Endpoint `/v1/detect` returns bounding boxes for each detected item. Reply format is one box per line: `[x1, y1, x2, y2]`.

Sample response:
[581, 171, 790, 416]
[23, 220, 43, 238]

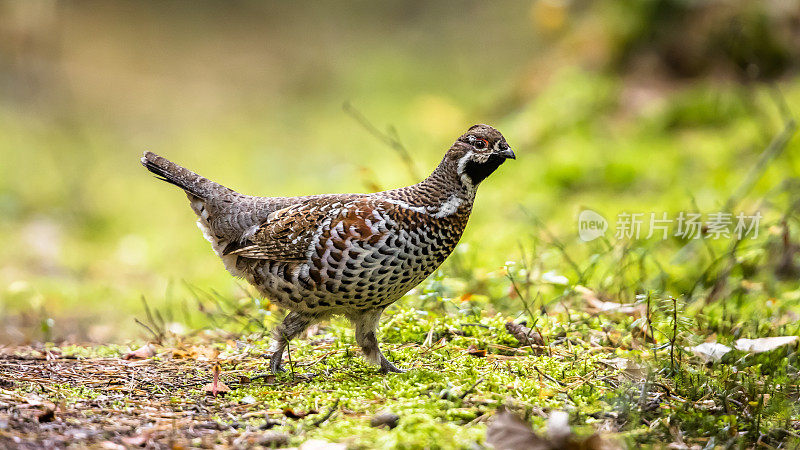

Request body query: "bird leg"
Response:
[351, 308, 405, 374]
[270, 311, 313, 373]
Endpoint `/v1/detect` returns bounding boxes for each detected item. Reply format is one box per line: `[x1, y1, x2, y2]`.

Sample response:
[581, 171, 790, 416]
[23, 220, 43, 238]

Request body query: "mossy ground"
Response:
[3, 293, 799, 448]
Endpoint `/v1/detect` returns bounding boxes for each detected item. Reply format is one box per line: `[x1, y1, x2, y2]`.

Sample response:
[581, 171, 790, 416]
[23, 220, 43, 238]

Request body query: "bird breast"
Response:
[237, 197, 472, 312]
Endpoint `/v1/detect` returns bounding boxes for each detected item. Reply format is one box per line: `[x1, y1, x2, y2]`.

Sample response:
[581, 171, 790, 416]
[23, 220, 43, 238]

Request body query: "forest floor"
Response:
[2, 300, 799, 449]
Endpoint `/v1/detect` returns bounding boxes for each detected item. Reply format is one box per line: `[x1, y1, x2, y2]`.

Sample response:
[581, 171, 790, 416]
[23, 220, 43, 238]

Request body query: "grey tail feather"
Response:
[140, 151, 232, 200]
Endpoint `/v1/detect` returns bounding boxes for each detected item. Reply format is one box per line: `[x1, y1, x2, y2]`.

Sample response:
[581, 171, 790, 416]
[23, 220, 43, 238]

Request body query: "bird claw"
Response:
[379, 360, 406, 374]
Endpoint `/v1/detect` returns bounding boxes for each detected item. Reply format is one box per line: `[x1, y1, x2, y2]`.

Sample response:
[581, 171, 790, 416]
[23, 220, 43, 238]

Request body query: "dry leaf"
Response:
[169, 345, 219, 360]
[37, 407, 56, 423]
[258, 431, 290, 447]
[23, 393, 49, 407]
[599, 358, 645, 379]
[505, 322, 545, 347]
[466, 344, 486, 357]
[576, 286, 642, 315]
[370, 410, 400, 429]
[486, 409, 550, 450]
[734, 336, 798, 353]
[586, 298, 641, 315]
[686, 342, 732, 362]
[203, 364, 230, 396]
[122, 429, 155, 447]
[122, 344, 155, 360]
[283, 407, 317, 419]
[202, 380, 230, 396]
[486, 408, 620, 450]
[203, 381, 230, 396]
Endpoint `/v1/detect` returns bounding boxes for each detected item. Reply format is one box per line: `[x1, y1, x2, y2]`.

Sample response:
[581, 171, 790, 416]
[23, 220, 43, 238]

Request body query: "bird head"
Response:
[446, 124, 515, 189]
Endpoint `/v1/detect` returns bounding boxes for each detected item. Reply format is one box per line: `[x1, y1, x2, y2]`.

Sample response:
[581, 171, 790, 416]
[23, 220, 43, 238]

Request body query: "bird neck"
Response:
[422, 155, 476, 201]
[405, 156, 476, 212]
[382, 156, 475, 219]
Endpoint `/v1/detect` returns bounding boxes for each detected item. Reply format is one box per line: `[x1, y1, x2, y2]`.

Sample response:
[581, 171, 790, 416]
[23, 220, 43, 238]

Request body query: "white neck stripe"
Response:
[383, 195, 465, 218]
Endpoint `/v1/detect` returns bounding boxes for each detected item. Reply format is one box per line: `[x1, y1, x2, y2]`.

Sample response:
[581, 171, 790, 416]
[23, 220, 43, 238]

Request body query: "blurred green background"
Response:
[1, 0, 799, 343]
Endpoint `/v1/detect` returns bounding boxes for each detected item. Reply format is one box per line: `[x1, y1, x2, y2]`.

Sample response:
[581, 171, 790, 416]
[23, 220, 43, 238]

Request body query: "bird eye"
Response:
[474, 138, 487, 149]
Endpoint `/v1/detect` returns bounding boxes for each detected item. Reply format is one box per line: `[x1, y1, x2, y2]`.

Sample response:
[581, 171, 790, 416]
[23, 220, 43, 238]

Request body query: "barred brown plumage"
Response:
[141, 124, 514, 373]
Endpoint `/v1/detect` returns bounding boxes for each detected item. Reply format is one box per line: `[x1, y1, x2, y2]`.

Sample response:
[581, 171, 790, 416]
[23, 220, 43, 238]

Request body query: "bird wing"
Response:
[222, 198, 341, 262]
[222, 195, 443, 263]
[223, 196, 414, 263]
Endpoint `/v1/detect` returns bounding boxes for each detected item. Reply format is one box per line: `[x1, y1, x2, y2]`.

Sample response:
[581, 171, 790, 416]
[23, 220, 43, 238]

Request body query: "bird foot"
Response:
[379, 358, 406, 374]
[270, 351, 286, 374]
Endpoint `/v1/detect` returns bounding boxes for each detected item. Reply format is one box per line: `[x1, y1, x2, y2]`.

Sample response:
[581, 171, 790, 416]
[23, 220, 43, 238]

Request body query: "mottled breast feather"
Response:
[224, 193, 473, 312]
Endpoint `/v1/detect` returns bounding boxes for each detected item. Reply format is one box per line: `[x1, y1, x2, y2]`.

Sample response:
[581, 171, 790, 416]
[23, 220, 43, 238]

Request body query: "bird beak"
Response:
[498, 147, 516, 160]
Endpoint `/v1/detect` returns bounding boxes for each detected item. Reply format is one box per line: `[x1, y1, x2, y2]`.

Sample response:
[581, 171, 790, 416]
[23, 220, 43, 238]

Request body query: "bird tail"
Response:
[140, 151, 232, 200]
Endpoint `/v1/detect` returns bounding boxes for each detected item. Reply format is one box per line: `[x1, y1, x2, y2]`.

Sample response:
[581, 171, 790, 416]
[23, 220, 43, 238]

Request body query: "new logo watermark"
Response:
[578, 209, 608, 242]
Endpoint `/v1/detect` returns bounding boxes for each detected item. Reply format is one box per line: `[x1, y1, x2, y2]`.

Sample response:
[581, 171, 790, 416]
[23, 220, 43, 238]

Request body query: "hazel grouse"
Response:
[141, 124, 514, 373]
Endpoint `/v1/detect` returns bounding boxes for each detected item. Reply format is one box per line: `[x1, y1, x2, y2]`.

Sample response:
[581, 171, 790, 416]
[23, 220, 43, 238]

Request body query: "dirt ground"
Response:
[0, 346, 336, 449]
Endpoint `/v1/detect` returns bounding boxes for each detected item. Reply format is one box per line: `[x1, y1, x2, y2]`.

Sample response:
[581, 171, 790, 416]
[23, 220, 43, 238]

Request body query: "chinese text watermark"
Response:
[578, 210, 761, 242]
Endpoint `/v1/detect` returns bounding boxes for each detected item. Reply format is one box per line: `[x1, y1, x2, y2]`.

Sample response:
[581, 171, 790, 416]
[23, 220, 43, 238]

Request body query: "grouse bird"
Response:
[141, 124, 514, 373]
